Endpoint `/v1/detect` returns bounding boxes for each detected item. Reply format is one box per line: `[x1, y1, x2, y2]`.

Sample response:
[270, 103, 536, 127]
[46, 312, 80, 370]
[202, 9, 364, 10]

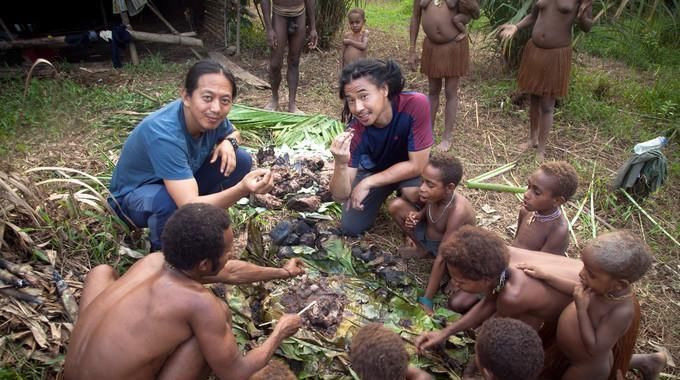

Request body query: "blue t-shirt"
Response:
[109, 99, 233, 199]
[348, 92, 433, 173]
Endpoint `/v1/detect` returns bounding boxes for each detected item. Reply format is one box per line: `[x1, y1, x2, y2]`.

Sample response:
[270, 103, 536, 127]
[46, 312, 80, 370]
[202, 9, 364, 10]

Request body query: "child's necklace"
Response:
[427, 193, 455, 223]
[529, 208, 562, 224]
[606, 290, 633, 301]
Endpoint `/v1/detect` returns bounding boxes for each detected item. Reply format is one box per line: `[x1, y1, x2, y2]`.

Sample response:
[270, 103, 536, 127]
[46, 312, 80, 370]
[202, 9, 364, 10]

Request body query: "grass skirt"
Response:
[420, 37, 469, 78]
[517, 39, 572, 98]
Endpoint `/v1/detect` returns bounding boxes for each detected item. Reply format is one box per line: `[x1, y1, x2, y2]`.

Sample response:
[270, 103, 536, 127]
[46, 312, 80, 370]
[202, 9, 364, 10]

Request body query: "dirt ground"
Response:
[2, 5, 678, 378]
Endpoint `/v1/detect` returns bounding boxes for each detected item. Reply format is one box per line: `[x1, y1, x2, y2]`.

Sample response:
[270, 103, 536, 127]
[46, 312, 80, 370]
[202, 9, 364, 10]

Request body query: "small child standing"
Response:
[513, 161, 578, 255]
[350, 323, 433, 380]
[341, 8, 369, 68]
[519, 230, 653, 380]
[388, 155, 476, 314]
[475, 318, 544, 380]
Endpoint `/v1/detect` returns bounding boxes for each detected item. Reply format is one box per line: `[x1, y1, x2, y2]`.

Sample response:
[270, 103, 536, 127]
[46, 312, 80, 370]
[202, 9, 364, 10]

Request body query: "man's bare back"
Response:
[64, 253, 222, 380]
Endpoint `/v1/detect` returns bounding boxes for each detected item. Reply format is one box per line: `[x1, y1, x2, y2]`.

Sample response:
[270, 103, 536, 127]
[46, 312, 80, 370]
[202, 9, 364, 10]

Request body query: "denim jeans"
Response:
[110, 148, 252, 251]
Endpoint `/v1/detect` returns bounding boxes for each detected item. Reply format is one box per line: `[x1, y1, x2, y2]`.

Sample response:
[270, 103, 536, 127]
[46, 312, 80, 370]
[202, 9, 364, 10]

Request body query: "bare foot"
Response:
[435, 138, 453, 151]
[397, 246, 430, 259]
[288, 105, 305, 114]
[519, 140, 538, 151]
[536, 149, 546, 162]
[264, 99, 280, 111]
[630, 351, 670, 380]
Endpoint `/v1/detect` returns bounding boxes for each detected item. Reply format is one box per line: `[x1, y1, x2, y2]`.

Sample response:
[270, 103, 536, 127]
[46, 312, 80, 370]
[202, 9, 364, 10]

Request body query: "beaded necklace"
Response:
[492, 268, 510, 295]
[528, 208, 562, 224]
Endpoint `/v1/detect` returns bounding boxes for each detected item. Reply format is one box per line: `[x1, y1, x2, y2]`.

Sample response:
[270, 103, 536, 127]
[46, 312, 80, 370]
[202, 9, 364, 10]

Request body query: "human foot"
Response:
[397, 246, 430, 259]
[288, 105, 305, 114]
[536, 149, 546, 162]
[435, 138, 453, 151]
[631, 350, 671, 380]
[264, 99, 280, 111]
[519, 140, 538, 151]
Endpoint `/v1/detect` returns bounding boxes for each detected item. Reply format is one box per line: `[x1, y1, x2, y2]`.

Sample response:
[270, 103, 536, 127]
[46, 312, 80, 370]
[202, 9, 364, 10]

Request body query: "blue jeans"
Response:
[340, 170, 421, 236]
[110, 149, 252, 251]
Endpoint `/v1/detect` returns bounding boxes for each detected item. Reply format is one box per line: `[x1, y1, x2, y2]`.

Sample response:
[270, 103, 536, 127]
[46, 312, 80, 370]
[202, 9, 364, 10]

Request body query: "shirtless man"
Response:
[409, 0, 479, 151]
[64, 203, 305, 380]
[261, 0, 318, 113]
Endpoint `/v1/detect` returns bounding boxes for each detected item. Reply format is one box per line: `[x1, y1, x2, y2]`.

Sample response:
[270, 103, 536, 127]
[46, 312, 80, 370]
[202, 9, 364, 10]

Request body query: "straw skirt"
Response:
[420, 37, 469, 78]
[517, 39, 572, 98]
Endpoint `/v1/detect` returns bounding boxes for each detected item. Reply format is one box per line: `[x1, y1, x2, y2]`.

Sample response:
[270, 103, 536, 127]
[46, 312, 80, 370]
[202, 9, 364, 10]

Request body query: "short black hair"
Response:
[590, 230, 652, 283]
[184, 59, 238, 99]
[476, 318, 544, 380]
[429, 153, 463, 186]
[441, 226, 508, 281]
[161, 203, 231, 271]
[339, 59, 405, 122]
[350, 323, 409, 380]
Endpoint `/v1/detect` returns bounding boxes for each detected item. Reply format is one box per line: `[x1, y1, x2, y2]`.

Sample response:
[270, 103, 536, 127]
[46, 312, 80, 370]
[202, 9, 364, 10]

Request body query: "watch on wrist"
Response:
[225, 137, 239, 151]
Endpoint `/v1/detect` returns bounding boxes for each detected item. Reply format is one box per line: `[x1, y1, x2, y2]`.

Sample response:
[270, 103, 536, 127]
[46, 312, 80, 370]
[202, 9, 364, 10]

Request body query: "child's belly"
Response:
[556, 302, 593, 362]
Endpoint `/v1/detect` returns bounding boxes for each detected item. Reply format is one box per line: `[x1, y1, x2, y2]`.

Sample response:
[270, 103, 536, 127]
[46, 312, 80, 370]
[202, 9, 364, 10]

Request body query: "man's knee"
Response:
[387, 197, 404, 217]
[229, 149, 253, 182]
[341, 213, 371, 236]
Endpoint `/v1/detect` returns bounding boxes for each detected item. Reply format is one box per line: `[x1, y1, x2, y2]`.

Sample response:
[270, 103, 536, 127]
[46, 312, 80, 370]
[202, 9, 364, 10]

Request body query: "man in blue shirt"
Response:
[109, 60, 273, 250]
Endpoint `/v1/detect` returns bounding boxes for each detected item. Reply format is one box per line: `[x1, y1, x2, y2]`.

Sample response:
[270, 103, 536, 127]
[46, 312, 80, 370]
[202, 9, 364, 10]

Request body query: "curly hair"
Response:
[350, 323, 409, 380]
[161, 203, 231, 271]
[339, 59, 405, 122]
[441, 226, 508, 281]
[429, 153, 463, 186]
[538, 161, 579, 200]
[250, 358, 296, 380]
[476, 318, 544, 380]
[589, 230, 652, 283]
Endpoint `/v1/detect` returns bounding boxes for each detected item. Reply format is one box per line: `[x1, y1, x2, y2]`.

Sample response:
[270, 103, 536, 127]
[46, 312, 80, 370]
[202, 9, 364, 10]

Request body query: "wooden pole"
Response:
[0, 17, 14, 41]
[119, 11, 139, 65]
[236, 0, 241, 55]
[146, 0, 202, 59]
[0, 32, 204, 50]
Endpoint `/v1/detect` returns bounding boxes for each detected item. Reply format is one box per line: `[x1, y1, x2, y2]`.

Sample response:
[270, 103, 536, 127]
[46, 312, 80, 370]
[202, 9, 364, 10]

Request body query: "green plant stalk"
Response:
[621, 189, 680, 247]
[589, 162, 597, 238]
[465, 181, 526, 193]
[467, 162, 516, 183]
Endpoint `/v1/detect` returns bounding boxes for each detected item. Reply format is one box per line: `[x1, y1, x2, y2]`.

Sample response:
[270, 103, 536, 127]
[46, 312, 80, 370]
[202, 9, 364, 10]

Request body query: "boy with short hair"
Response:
[341, 8, 369, 68]
[519, 230, 654, 380]
[388, 154, 476, 314]
[475, 318, 544, 380]
[350, 323, 433, 380]
[64, 203, 303, 380]
[513, 160, 579, 255]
